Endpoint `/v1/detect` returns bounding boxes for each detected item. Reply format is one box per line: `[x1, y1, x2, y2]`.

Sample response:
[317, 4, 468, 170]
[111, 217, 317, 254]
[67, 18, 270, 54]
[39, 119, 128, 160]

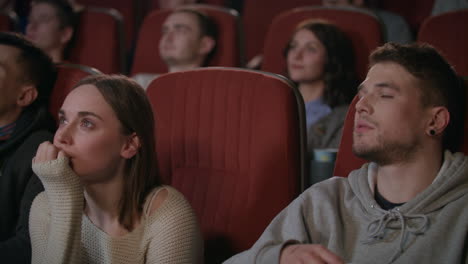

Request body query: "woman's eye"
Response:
[81, 119, 94, 128]
[381, 95, 394, 99]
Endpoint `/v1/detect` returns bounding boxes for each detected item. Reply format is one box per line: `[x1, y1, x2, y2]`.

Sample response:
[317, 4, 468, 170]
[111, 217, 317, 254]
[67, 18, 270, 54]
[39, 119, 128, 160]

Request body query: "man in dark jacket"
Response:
[0, 32, 56, 263]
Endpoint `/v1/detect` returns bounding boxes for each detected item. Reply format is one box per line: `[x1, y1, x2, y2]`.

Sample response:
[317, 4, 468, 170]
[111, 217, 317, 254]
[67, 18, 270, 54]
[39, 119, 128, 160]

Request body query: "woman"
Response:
[30, 75, 203, 263]
[285, 19, 358, 150]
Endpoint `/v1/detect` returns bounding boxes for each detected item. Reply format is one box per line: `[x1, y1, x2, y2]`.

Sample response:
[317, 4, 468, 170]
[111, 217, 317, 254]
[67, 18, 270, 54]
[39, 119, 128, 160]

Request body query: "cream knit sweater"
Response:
[29, 157, 203, 264]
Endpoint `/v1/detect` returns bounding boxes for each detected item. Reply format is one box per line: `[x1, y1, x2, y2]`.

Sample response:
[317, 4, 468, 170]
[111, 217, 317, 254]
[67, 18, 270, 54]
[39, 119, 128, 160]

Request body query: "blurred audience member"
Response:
[134, 8, 217, 89]
[285, 19, 358, 151]
[26, 0, 76, 63]
[432, 0, 468, 15]
[322, 0, 413, 44]
[0, 32, 56, 264]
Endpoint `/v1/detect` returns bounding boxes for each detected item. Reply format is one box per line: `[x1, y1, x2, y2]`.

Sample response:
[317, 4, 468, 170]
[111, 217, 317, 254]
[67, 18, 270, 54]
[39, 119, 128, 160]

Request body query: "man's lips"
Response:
[354, 119, 375, 133]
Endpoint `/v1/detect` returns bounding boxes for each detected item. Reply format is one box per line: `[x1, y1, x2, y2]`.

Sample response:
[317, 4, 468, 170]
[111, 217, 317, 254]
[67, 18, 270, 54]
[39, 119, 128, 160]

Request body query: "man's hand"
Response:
[33, 141, 66, 163]
[280, 244, 344, 264]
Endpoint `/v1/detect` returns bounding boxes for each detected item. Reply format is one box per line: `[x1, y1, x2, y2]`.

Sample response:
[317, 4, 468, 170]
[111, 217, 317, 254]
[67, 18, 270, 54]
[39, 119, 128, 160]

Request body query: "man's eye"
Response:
[58, 116, 67, 125]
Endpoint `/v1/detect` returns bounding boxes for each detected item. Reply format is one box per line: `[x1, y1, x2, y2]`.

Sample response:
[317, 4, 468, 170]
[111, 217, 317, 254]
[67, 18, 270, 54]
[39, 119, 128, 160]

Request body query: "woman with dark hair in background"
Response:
[286, 19, 359, 151]
[29, 75, 203, 264]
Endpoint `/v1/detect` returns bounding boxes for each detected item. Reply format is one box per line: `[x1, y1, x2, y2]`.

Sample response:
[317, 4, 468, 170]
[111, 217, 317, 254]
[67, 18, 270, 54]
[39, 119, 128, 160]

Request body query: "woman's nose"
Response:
[53, 124, 73, 147]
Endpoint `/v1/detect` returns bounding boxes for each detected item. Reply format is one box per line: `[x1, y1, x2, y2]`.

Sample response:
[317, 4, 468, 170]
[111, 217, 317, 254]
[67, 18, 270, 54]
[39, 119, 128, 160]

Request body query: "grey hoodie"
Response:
[224, 151, 468, 264]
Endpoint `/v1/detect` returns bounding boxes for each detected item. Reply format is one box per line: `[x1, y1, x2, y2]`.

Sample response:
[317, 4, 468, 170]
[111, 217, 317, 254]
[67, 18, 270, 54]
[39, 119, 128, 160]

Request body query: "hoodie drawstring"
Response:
[362, 208, 429, 263]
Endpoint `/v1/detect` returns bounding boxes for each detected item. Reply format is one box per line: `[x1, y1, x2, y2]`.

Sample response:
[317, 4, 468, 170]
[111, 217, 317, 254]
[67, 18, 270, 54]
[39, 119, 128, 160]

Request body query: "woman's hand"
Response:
[33, 141, 67, 164]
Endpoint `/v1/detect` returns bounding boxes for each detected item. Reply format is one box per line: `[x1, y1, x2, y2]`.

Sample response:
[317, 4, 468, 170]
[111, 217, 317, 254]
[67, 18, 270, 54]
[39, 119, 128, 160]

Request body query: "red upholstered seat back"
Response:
[333, 96, 366, 177]
[147, 67, 305, 261]
[76, 0, 137, 49]
[242, 0, 322, 61]
[131, 4, 241, 75]
[49, 63, 101, 122]
[69, 7, 125, 73]
[261, 7, 383, 81]
[418, 9, 468, 76]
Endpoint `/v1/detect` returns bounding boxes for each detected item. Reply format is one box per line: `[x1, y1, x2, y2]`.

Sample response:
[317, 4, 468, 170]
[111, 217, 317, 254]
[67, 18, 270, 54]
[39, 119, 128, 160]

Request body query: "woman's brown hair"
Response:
[73, 74, 161, 230]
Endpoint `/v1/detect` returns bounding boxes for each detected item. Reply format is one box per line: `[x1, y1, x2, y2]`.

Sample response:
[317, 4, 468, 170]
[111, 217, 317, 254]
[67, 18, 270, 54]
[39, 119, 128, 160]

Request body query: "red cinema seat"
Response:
[332, 96, 366, 177]
[76, 0, 137, 49]
[69, 7, 125, 74]
[131, 4, 242, 76]
[146, 67, 306, 262]
[261, 6, 383, 81]
[418, 9, 468, 76]
[242, 0, 322, 62]
[49, 63, 101, 121]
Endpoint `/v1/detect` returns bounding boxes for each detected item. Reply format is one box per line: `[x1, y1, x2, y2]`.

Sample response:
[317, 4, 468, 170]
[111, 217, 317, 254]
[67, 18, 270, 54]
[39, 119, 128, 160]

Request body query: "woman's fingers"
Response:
[34, 141, 61, 163]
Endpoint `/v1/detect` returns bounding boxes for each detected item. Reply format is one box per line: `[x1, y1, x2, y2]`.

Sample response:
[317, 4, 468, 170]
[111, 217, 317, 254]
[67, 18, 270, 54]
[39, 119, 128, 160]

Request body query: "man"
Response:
[134, 8, 217, 89]
[224, 43, 467, 263]
[322, 0, 413, 44]
[159, 8, 217, 73]
[0, 32, 56, 263]
[26, 0, 76, 63]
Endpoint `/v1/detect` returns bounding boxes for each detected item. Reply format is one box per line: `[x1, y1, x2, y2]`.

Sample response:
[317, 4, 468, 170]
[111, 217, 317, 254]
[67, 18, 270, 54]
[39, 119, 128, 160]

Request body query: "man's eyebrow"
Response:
[58, 110, 103, 121]
[375, 82, 400, 92]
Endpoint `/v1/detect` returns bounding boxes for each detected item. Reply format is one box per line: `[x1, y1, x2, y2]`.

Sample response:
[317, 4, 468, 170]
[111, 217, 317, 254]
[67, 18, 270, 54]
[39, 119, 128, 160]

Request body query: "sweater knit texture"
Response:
[30, 156, 203, 264]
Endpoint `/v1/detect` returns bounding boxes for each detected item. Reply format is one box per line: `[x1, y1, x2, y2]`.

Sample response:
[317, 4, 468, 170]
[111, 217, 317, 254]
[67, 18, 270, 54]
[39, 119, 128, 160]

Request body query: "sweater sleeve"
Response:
[223, 194, 311, 264]
[29, 156, 84, 264]
[145, 187, 204, 264]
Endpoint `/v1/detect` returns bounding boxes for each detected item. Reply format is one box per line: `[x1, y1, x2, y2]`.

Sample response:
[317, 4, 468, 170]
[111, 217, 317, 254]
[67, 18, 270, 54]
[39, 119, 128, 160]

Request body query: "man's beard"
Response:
[353, 133, 422, 166]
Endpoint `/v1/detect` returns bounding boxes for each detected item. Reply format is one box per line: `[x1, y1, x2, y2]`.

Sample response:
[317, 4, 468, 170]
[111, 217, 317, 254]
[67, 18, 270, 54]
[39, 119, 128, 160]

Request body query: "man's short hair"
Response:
[174, 8, 218, 65]
[0, 32, 56, 108]
[369, 42, 466, 152]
